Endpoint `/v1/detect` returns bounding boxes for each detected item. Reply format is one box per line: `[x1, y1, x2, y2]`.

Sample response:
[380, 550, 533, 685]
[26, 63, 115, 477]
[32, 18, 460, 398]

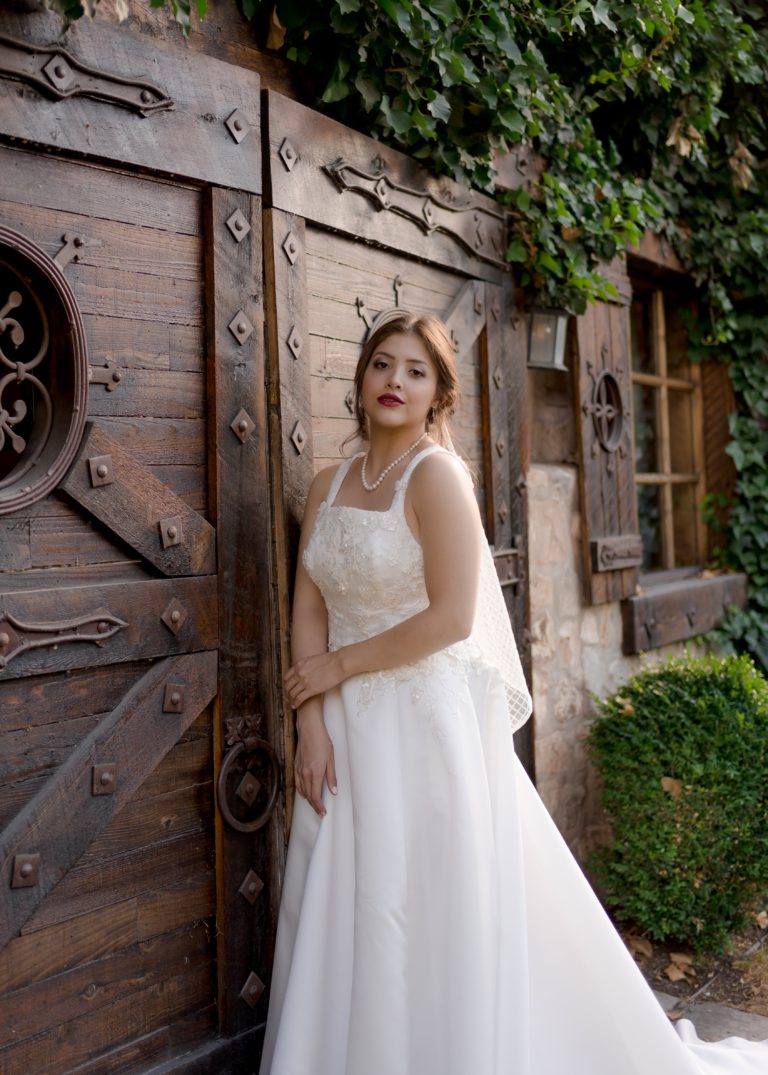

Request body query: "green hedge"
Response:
[588, 653, 768, 951]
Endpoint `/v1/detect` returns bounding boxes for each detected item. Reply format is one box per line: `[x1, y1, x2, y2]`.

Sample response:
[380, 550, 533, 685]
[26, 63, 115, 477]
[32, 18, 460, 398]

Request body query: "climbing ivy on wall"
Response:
[44, 0, 768, 661]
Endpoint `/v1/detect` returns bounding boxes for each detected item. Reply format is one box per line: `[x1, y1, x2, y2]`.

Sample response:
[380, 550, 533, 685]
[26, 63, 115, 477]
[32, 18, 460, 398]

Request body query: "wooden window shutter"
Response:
[573, 270, 642, 604]
[700, 358, 737, 557]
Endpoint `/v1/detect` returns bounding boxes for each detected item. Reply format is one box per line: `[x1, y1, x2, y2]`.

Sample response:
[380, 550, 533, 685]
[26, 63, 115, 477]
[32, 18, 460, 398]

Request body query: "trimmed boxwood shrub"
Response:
[588, 653, 768, 951]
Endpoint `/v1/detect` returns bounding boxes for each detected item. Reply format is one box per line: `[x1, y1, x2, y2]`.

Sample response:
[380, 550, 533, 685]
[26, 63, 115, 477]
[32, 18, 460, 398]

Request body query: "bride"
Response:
[259, 309, 767, 1074]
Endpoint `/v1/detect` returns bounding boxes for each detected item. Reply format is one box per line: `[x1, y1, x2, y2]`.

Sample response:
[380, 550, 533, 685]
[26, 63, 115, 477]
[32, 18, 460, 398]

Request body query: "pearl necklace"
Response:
[360, 432, 428, 492]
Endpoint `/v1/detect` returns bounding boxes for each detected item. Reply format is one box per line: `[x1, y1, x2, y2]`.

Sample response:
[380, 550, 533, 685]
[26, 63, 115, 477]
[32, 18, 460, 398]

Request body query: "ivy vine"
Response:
[44, 0, 768, 663]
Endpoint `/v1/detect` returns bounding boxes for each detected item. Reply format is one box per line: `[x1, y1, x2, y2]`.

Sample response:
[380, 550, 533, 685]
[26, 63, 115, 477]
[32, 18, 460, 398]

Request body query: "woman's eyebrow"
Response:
[374, 350, 429, 366]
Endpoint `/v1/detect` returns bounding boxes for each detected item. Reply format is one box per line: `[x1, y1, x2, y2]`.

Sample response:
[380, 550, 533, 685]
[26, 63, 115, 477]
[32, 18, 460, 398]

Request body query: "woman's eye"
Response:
[373, 359, 388, 369]
[409, 368, 425, 377]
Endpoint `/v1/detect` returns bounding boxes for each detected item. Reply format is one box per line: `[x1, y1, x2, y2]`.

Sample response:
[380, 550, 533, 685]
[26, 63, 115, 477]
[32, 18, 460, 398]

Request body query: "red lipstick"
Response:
[377, 393, 404, 406]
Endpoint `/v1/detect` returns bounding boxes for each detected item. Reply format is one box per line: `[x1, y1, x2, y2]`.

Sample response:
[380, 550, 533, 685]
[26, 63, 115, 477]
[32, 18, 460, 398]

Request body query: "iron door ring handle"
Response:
[217, 736, 281, 834]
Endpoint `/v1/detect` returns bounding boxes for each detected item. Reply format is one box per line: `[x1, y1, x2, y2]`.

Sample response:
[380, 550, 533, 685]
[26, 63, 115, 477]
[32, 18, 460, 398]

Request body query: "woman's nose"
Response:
[387, 369, 402, 388]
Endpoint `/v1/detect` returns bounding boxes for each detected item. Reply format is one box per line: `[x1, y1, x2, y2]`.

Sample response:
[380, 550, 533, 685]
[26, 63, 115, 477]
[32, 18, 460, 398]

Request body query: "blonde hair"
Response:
[346, 311, 460, 449]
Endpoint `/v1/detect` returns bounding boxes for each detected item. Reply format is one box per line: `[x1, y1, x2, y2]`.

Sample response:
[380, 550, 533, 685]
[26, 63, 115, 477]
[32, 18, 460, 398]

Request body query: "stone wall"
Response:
[526, 369, 689, 864]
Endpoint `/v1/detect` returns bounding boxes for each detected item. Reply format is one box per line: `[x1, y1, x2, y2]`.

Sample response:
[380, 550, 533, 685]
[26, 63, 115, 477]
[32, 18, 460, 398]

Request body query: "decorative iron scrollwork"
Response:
[582, 361, 630, 472]
[0, 608, 127, 670]
[218, 716, 281, 834]
[0, 34, 173, 116]
[324, 158, 506, 266]
[0, 226, 88, 515]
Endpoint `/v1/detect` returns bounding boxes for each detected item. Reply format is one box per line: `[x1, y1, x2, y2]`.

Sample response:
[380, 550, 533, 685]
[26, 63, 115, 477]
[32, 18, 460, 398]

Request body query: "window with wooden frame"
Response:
[629, 279, 707, 573]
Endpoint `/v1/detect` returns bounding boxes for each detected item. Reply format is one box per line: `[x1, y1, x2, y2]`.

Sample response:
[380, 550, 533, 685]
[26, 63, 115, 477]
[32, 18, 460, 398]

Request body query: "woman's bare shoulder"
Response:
[410, 449, 473, 496]
[306, 461, 346, 507]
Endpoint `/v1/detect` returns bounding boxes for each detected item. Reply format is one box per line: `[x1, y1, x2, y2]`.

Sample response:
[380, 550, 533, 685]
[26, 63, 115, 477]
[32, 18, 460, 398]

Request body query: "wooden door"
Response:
[262, 90, 533, 807]
[0, 17, 282, 1073]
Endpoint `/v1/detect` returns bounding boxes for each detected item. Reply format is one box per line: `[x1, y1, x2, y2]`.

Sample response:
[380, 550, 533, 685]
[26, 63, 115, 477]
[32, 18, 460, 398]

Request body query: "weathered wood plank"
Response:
[265, 90, 504, 278]
[80, 780, 212, 865]
[0, 650, 217, 947]
[0, 198, 201, 282]
[3, 878, 212, 1006]
[95, 417, 207, 467]
[60, 423, 216, 576]
[0, 144, 201, 235]
[86, 369, 206, 420]
[0, 575, 217, 681]
[205, 186, 283, 1034]
[67, 262, 202, 326]
[81, 315, 204, 374]
[0, 920, 213, 1047]
[0, 962, 214, 1075]
[25, 831, 212, 933]
[0, 11, 261, 193]
[622, 572, 748, 654]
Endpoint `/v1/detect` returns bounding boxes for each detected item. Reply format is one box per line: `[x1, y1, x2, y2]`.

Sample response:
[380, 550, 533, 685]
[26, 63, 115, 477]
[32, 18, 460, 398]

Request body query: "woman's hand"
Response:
[294, 710, 337, 816]
[284, 650, 345, 709]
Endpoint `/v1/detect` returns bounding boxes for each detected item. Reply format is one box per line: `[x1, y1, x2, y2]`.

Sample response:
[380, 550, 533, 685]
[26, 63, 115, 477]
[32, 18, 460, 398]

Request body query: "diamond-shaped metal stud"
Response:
[236, 771, 261, 807]
[493, 366, 503, 390]
[159, 515, 184, 550]
[282, 232, 299, 265]
[278, 137, 298, 171]
[225, 109, 249, 144]
[374, 177, 389, 206]
[228, 311, 254, 346]
[92, 763, 117, 797]
[495, 434, 506, 457]
[226, 208, 251, 243]
[474, 290, 484, 316]
[231, 408, 255, 444]
[491, 297, 501, 321]
[475, 218, 486, 251]
[238, 869, 265, 906]
[88, 454, 114, 488]
[43, 55, 74, 92]
[290, 421, 308, 455]
[240, 971, 266, 1009]
[498, 501, 509, 524]
[161, 597, 188, 636]
[163, 683, 185, 714]
[422, 198, 435, 227]
[286, 326, 303, 360]
[11, 853, 40, 889]
[344, 388, 356, 414]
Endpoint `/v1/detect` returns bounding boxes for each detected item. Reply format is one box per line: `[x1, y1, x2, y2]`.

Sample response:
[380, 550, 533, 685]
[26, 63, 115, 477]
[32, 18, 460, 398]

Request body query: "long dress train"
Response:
[259, 446, 768, 1075]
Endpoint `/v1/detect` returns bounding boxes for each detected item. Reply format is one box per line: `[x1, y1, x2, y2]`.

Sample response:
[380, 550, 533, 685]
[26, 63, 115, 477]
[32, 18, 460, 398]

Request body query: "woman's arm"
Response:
[290, 466, 338, 817]
[284, 453, 482, 708]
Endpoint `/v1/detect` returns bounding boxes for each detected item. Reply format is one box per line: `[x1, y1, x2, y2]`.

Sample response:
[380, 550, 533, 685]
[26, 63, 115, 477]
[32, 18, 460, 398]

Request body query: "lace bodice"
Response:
[303, 449, 435, 650]
[303, 445, 532, 731]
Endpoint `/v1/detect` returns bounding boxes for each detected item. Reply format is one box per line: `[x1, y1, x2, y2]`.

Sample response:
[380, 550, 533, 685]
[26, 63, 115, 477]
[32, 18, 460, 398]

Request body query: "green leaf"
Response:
[506, 237, 527, 263]
[427, 92, 451, 124]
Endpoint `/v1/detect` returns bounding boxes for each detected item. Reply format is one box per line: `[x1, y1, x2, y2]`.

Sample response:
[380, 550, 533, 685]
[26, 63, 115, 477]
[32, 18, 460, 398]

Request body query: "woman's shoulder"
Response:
[307, 457, 356, 505]
[407, 447, 474, 505]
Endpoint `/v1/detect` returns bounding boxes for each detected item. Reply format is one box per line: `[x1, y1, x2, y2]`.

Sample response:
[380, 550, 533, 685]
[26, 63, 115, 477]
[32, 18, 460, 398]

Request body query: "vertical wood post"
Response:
[204, 187, 284, 1037]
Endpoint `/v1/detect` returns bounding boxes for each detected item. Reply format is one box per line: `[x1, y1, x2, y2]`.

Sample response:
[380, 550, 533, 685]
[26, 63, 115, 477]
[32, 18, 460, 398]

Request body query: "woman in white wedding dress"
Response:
[259, 310, 767, 1075]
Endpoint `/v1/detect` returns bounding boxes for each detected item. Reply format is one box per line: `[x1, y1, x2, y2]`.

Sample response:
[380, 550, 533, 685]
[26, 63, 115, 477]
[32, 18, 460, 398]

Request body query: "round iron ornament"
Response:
[0, 226, 88, 515]
[217, 736, 281, 834]
[588, 370, 624, 453]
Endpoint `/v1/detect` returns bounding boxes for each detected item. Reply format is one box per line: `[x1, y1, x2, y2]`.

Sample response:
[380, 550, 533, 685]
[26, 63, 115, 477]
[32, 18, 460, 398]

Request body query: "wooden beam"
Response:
[0, 651, 217, 948]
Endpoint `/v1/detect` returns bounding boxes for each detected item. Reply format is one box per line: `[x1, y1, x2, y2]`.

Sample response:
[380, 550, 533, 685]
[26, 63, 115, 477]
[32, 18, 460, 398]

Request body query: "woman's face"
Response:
[360, 332, 439, 435]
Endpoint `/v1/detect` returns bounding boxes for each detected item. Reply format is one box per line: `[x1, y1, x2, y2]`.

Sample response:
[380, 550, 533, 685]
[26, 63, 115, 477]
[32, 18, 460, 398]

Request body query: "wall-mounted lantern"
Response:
[527, 308, 570, 370]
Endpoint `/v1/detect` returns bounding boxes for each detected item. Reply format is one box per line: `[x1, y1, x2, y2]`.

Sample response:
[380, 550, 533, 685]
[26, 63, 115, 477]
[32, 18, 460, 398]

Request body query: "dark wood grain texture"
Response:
[60, 423, 216, 577]
[622, 572, 747, 653]
[204, 186, 284, 1036]
[0, 11, 261, 193]
[0, 650, 217, 947]
[0, 574, 217, 680]
[264, 89, 504, 280]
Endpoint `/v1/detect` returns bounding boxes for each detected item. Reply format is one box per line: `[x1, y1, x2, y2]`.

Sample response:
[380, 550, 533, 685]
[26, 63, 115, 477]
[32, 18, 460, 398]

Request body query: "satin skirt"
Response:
[259, 658, 767, 1075]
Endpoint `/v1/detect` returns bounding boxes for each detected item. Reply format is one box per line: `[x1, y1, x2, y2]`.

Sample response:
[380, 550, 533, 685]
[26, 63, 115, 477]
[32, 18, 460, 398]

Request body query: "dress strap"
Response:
[325, 453, 362, 507]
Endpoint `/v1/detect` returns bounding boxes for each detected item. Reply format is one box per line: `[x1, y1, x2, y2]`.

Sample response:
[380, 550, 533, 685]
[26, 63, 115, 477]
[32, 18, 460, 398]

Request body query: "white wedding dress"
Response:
[259, 447, 768, 1075]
